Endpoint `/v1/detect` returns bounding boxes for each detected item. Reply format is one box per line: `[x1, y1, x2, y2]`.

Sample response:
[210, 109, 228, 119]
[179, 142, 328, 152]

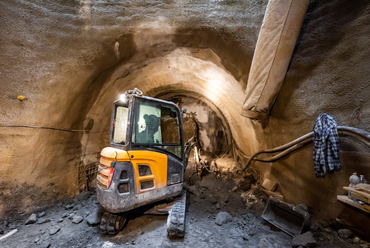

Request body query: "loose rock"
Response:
[338, 229, 353, 239]
[74, 191, 91, 203]
[38, 211, 46, 218]
[65, 204, 74, 210]
[72, 215, 83, 224]
[25, 214, 37, 225]
[57, 218, 63, 223]
[242, 234, 250, 241]
[258, 238, 274, 248]
[68, 213, 75, 220]
[291, 232, 317, 248]
[215, 212, 232, 226]
[37, 218, 51, 224]
[216, 203, 221, 210]
[353, 236, 361, 244]
[49, 226, 60, 235]
[86, 212, 100, 226]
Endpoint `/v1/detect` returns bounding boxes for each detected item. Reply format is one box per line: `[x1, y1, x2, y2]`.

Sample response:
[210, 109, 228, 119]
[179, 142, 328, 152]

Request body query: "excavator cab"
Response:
[96, 89, 188, 235]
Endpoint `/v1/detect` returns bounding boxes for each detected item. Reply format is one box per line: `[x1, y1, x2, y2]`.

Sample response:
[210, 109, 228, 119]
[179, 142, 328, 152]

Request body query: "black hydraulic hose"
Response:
[241, 126, 370, 171]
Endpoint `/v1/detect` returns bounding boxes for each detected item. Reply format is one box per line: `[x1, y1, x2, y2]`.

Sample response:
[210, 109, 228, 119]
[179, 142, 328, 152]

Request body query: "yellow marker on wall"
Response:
[17, 95, 26, 101]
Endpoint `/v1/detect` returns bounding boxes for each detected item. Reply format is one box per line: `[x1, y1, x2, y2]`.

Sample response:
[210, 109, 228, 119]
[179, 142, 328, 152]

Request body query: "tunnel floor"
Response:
[0, 174, 359, 248]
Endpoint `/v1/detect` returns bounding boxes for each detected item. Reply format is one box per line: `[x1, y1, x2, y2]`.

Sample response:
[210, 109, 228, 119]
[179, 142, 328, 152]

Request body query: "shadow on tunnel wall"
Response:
[274, 0, 370, 120]
[172, 27, 256, 90]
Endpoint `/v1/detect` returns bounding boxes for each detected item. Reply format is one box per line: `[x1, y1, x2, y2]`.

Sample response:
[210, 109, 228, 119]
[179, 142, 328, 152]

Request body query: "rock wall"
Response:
[0, 0, 266, 218]
[255, 0, 370, 235]
[1, 0, 370, 236]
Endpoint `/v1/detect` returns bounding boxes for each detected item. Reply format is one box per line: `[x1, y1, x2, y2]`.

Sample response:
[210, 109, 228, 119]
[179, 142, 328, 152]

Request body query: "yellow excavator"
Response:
[96, 88, 191, 237]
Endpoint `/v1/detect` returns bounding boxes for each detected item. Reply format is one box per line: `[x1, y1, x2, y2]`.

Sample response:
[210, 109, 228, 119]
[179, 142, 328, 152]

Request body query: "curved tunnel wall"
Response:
[0, 0, 266, 217]
[1, 0, 370, 235]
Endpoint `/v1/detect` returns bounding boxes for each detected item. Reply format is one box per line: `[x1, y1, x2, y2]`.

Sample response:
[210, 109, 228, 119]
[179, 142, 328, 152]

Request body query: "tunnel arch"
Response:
[80, 47, 260, 168]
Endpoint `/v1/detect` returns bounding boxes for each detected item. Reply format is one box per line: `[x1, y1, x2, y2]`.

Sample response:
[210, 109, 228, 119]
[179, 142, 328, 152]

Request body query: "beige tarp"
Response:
[242, 0, 310, 120]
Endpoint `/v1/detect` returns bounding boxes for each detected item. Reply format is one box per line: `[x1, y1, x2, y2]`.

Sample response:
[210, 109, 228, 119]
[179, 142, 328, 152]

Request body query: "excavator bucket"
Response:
[262, 196, 310, 236]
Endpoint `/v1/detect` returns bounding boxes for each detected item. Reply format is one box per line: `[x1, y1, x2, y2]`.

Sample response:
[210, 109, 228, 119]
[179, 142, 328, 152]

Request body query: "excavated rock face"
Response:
[256, 0, 370, 233]
[0, 0, 266, 218]
[0, 0, 370, 236]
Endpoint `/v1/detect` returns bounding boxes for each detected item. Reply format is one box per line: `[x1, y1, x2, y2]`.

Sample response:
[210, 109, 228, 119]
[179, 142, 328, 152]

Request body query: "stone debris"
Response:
[74, 192, 91, 203]
[353, 236, 361, 244]
[72, 215, 83, 224]
[102, 241, 114, 248]
[215, 211, 232, 226]
[258, 238, 274, 248]
[37, 218, 51, 224]
[337, 229, 353, 239]
[291, 232, 317, 248]
[208, 194, 217, 204]
[25, 213, 37, 225]
[38, 211, 46, 218]
[49, 226, 60, 235]
[216, 203, 221, 210]
[242, 234, 250, 241]
[62, 212, 69, 218]
[57, 218, 63, 223]
[86, 212, 101, 226]
[34, 237, 40, 243]
[65, 204, 74, 210]
[43, 242, 51, 248]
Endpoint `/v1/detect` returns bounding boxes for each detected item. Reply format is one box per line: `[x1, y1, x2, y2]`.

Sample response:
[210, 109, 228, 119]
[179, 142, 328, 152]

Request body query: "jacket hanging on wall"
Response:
[313, 113, 342, 177]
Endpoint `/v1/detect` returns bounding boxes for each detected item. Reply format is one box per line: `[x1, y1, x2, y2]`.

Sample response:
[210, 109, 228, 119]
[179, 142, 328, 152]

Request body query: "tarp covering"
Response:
[242, 0, 310, 120]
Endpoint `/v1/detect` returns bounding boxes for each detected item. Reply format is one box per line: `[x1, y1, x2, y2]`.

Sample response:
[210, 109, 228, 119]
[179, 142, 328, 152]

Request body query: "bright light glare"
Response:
[119, 94, 128, 102]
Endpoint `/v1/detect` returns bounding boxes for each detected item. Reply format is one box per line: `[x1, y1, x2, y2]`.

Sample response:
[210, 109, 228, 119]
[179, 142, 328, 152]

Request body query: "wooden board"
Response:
[261, 188, 284, 200]
[261, 178, 278, 192]
[337, 195, 370, 214]
[343, 187, 370, 204]
[355, 183, 370, 194]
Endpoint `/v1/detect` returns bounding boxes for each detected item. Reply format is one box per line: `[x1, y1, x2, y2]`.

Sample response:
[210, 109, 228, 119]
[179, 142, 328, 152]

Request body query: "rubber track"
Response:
[167, 190, 187, 238]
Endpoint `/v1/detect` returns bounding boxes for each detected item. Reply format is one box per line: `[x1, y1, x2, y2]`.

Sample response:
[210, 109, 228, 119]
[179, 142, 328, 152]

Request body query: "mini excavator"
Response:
[96, 88, 192, 237]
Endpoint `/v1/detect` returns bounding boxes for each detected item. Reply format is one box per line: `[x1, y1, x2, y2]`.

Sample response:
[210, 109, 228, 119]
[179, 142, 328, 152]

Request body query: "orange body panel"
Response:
[98, 148, 130, 188]
[128, 150, 168, 193]
[98, 147, 168, 193]
[100, 147, 130, 163]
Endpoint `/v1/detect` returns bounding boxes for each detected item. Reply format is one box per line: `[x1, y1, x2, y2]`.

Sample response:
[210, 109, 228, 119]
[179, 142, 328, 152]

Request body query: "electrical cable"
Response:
[0, 122, 109, 133]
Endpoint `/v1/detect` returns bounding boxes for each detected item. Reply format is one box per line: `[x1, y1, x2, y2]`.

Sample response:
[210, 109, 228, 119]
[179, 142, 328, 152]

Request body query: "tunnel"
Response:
[1, 0, 370, 247]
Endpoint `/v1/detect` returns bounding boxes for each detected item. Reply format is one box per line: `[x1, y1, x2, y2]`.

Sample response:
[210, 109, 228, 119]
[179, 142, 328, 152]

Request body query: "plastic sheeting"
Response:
[242, 0, 310, 120]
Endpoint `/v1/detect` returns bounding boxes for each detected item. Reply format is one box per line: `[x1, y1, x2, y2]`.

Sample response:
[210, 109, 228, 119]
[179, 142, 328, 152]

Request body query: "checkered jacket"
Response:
[313, 113, 342, 177]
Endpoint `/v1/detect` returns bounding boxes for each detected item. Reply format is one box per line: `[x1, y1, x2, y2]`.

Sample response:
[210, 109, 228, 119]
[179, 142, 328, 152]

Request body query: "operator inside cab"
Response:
[136, 114, 160, 144]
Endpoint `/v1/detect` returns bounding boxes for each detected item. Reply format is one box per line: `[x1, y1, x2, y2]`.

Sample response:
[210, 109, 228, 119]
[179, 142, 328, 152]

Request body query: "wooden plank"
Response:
[343, 187, 370, 204]
[355, 183, 370, 194]
[0, 229, 18, 242]
[261, 188, 284, 200]
[337, 195, 370, 214]
[261, 179, 278, 192]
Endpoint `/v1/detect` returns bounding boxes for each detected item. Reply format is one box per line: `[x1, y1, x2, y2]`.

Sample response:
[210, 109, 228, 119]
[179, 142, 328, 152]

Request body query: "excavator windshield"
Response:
[131, 98, 182, 159]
